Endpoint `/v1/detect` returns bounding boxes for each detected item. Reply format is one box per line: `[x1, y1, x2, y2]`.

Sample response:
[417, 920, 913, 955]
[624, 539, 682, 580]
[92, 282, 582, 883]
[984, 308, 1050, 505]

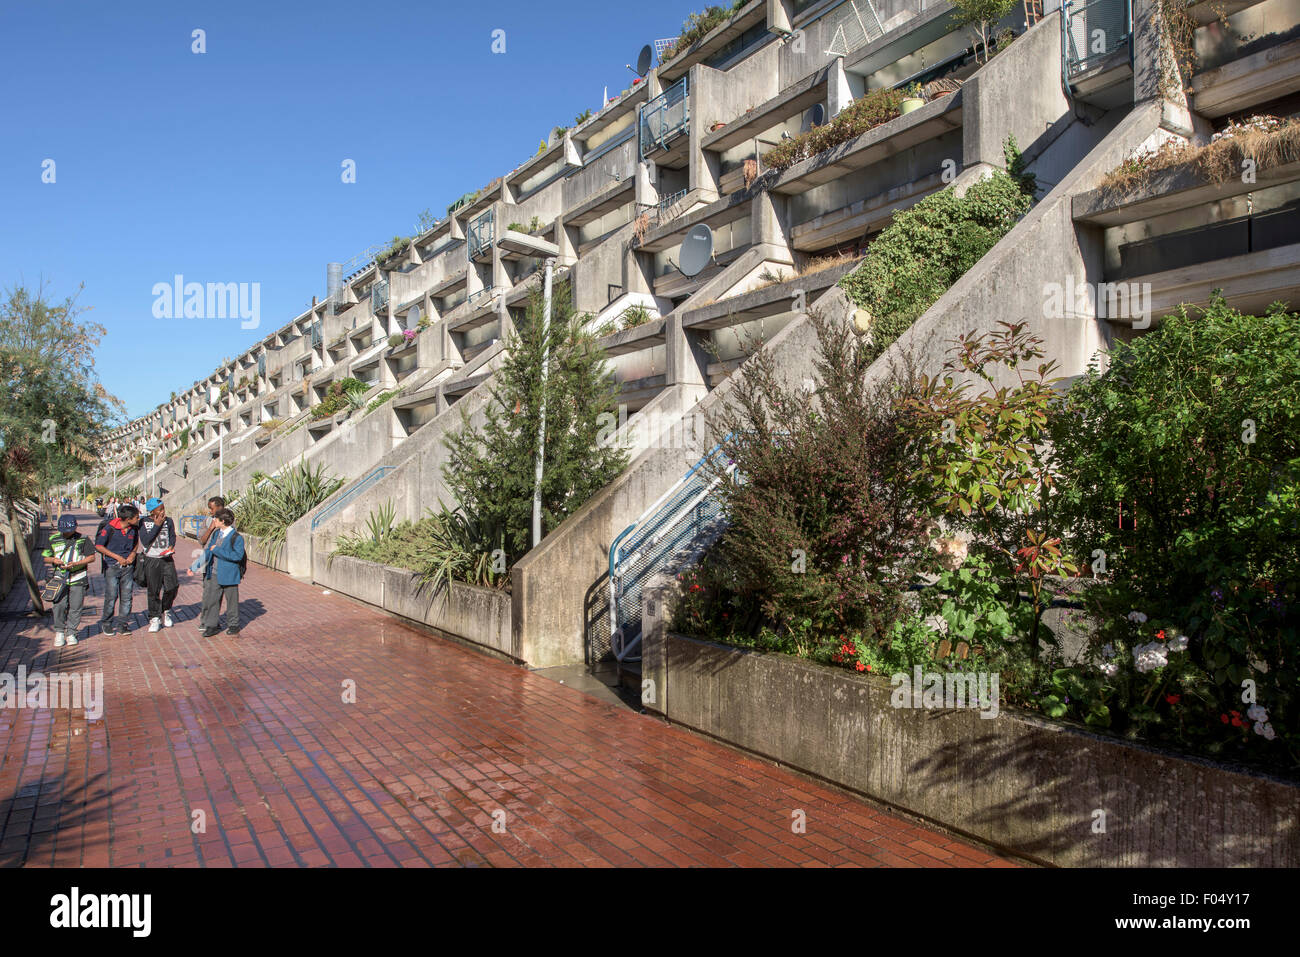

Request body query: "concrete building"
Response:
[91, 0, 1300, 669]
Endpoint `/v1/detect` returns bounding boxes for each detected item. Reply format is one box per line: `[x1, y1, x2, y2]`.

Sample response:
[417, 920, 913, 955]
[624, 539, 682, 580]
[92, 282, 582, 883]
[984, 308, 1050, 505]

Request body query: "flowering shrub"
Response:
[762, 89, 904, 172]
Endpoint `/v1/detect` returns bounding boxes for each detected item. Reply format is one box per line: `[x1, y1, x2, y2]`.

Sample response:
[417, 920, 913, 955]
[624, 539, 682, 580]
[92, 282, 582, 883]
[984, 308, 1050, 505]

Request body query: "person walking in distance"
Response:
[200, 508, 245, 637]
[43, 515, 97, 647]
[95, 503, 141, 636]
[138, 497, 179, 632]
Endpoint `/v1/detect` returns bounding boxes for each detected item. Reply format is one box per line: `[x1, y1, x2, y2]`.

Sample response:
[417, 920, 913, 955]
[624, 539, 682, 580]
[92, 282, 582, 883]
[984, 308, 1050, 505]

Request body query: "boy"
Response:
[95, 504, 141, 636]
[138, 498, 179, 632]
[43, 515, 97, 647]
[200, 508, 245, 637]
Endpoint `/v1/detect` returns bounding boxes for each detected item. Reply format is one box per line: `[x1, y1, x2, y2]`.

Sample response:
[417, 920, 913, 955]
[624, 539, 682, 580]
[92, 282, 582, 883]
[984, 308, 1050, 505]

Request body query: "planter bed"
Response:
[641, 579, 1300, 867]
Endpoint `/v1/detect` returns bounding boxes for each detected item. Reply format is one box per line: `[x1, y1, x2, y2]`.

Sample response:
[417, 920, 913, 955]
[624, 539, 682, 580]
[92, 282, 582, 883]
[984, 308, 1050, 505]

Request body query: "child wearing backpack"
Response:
[200, 508, 246, 637]
[43, 515, 97, 647]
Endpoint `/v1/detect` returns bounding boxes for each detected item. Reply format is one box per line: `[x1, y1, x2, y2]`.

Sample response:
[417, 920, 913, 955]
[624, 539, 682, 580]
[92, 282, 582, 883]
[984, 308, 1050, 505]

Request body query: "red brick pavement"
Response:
[0, 513, 1014, 867]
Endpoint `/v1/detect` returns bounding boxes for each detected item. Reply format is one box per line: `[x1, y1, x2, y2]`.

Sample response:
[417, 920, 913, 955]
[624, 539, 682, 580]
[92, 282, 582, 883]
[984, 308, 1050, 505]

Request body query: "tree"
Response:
[441, 278, 627, 568]
[951, 0, 1016, 65]
[0, 281, 120, 611]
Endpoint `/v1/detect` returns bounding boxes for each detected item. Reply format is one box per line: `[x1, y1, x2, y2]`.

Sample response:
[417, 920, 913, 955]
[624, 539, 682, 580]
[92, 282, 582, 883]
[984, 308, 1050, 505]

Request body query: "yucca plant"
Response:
[233, 460, 343, 562]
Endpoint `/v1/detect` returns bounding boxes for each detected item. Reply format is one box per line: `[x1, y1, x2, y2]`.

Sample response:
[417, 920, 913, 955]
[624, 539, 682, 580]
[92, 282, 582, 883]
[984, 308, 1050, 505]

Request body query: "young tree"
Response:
[0, 281, 119, 611]
[951, 0, 1016, 65]
[441, 278, 627, 568]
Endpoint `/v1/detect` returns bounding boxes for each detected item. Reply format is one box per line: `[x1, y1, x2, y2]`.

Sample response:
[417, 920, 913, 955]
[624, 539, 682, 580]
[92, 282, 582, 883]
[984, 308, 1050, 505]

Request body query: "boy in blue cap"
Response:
[43, 515, 97, 647]
[138, 497, 179, 632]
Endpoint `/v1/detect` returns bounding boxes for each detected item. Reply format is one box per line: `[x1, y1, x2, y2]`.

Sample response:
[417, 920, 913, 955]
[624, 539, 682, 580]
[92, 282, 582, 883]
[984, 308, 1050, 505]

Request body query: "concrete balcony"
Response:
[1192, 36, 1300, 118]
[770, 91, 962, 196]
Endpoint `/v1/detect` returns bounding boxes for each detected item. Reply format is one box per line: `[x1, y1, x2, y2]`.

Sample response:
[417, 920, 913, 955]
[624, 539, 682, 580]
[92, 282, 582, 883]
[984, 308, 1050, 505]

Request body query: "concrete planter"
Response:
[316, 553, 513, 658]
[640, 579, 1300, 866]
[240, 531, 288, 574]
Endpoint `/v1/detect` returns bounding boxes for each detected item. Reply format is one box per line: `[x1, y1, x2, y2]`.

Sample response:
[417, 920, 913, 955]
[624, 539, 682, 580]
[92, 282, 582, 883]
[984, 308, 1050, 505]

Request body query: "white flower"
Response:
[1098, 661, 1119, 678]
[1167, 632, 1188, 653]
[1247, 704, 1268, 723]
[1259, 723, 1277, 741]
[1101, 643, 1115, 659]
[1133, 641, 1168, 673]
[1127, 611, 1148, 624]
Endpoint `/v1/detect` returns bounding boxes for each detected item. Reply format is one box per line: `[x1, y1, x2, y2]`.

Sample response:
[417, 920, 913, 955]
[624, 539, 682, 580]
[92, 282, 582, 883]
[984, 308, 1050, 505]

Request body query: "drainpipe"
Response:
[531, 257, 556, 548]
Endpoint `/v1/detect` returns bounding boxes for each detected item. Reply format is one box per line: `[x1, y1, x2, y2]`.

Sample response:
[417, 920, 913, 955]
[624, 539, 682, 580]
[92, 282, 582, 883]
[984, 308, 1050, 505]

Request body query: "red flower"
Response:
[1221, 714, 1230, 724]
[855, 662, 866, 672]
[1165, 694, 1180, 705]
[1156, 629, 1166, 641]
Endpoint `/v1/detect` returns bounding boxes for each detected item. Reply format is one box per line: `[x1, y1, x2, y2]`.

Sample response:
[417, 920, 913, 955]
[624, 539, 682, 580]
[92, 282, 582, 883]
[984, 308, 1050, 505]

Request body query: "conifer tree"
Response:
[441, 278, 627, 566]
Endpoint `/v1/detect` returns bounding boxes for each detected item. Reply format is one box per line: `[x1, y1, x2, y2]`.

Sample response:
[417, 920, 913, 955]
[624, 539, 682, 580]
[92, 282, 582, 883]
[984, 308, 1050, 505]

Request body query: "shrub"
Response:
[1049, 297, 1300, 758]
[233, 461, 343, 562]
[703, 308, 934, 650]
[660, 1, 747, 61]
[838, 145, 1034, 359]
[364, 390, 398, 415]
[762, 89, 904, 172]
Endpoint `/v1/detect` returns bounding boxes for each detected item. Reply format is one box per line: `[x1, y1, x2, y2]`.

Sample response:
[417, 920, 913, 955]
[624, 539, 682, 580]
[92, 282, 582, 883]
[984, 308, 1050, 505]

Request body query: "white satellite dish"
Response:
[677, 224, 715, 278]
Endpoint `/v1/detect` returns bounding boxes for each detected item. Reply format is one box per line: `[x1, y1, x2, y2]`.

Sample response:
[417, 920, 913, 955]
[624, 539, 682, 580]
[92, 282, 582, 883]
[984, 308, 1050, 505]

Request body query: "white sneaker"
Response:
[66, 633, 78, 646]
[54, 632, 66, 647]
[163, 611, 174, 628]
[148, 617, 162, 633]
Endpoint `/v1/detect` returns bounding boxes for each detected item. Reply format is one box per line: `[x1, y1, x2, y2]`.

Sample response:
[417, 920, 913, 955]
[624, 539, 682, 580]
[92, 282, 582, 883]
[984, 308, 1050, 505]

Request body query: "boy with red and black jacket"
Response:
[95, 504, 141, 636]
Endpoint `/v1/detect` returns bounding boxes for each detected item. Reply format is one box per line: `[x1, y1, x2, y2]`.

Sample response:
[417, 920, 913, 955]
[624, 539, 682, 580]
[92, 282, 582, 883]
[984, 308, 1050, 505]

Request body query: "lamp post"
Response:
[531, 257, 556, 548]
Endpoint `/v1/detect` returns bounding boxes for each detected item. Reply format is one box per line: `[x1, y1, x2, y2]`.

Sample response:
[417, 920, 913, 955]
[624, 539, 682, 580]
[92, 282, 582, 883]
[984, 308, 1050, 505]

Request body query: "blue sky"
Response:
[0, 0, 682, 419]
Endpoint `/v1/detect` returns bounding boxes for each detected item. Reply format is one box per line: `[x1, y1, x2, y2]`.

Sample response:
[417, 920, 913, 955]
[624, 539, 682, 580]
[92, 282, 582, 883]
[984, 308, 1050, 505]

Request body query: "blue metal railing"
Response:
[1062, 0, 1132, 80]
[639, 76, 690, 161]
[607, 440, 733, 662]
[468, 208, 495, 259]
[311, 466, 394, 530]
[371, 279, 390, 313]
[180, 514, 207, 538]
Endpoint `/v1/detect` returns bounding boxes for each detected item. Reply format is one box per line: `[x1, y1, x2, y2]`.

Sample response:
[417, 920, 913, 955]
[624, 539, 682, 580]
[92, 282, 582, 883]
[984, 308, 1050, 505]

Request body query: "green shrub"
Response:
[838, 146, 1033, 359]
[762, 89, 904, 172]
[332, 508, 507, 593]
[1049, 296, 1300, 759]
[661, 1, 748, 60]
[700, 309, 934, 652]
[364, 390, 398, 415]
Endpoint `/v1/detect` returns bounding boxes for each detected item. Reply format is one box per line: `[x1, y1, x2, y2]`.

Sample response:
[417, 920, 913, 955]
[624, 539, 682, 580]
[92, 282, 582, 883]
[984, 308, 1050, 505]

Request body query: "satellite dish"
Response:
[635, 44, 653, 77]
[810, 103, 825, 127]
[677, 224, 715, 278]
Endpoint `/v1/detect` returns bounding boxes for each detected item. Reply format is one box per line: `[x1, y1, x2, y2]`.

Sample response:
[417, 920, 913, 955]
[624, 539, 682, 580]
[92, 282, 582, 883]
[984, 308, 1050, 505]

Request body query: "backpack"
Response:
[94, 505, 120, 542]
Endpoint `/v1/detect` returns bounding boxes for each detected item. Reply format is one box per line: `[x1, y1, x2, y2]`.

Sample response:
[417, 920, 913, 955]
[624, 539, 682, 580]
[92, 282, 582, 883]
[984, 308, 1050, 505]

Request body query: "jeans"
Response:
[51, 582, 86, 634]
[144, 556, 179, 618]
[201, 576, 240, 632]
[101, 563, 135, 629]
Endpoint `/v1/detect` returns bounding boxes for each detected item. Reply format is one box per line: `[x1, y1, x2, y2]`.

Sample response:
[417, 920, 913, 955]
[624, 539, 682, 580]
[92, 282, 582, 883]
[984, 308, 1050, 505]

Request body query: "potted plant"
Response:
[900, 82, 925, 114]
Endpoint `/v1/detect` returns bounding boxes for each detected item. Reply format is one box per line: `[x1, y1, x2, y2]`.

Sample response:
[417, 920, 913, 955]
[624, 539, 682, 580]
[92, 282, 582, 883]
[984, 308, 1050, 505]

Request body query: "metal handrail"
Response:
[468, 208, 495, 258]
[639, 76, 690, 161]
[310, 466, 394, 530]
[607, 438, 733, 662]
[1062, 0, 1133, 80]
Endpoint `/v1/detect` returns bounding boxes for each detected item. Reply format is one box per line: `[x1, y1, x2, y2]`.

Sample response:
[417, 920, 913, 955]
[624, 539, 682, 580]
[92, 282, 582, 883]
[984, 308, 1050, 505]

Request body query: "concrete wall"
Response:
[640, 591, 1300, 866]
[316, 554, 513, 658]
[241, 531, 288, 574]
[0, 501, 40, 599]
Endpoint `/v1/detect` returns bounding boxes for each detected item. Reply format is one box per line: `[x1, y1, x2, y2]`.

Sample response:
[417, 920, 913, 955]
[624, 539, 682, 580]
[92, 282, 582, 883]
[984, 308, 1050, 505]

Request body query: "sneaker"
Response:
[54, 632, 66, 647]
[101, 624, 116, 637]
[226, 627, 240, 636]
[66, 634, 78, 646]
[148, 617, 162, 633]
[163, 611, 174, 628]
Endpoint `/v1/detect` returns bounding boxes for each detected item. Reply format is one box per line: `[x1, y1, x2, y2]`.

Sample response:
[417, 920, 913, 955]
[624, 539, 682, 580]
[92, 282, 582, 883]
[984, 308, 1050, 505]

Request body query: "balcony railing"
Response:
[1063, 0, 1132, 79]
[639, 76, 689, 160]
[371, 278, 390, 314]
[468, 208, 495, 258]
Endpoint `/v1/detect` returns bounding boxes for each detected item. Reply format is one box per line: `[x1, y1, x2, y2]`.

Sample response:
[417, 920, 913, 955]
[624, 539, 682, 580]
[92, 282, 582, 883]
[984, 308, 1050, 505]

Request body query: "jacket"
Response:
[203, 529, 246, 586]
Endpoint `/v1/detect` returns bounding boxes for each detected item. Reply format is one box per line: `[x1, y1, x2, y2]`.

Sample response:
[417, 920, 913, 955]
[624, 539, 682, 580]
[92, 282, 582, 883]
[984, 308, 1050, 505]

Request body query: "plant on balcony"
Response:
[440, 278, 628, 570]
[363, 389, 398, 416]
[950, 0, 1016, 65]
[1098, 116, 1300, 195]
[388, 333, 407, 348]
[838, 138, 1035, 359]
[309, 378, 369, 420]
[660, 0, 748, 62]
[762, 88, 905, 172]
[506, 222, 525, 232]
[376, 235, 412, 267]
[574, 109, 592, 125]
